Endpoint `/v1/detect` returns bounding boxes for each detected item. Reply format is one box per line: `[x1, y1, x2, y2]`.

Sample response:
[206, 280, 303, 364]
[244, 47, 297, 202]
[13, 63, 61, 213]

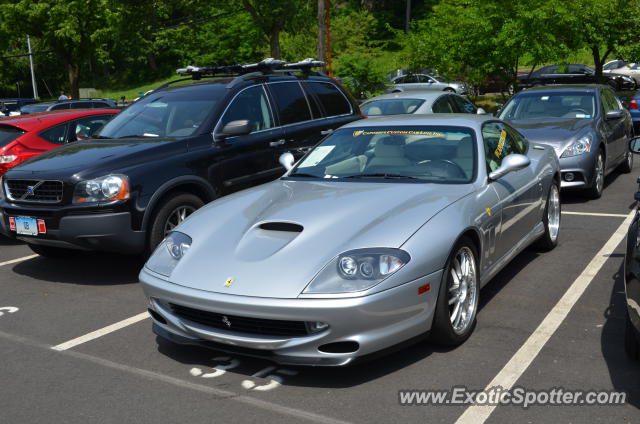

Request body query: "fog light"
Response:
[306, 321, 329, 333]
[564, 172, 575, 182]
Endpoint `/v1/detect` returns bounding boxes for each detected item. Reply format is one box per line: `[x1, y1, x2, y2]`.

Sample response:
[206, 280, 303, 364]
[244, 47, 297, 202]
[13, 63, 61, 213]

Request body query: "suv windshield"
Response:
[499, 92, 596, 120]
[289, 126, 476, 183]
[97, 84, 223, 139]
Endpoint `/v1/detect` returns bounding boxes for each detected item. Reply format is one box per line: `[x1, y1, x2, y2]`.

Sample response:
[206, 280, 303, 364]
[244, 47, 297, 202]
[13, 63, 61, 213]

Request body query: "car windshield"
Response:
[20, 104, 49, 114]
[97, 84, 222, 139]
[499, 92, 596, 120]
[288, 125, 476, 183]
[0, 125, 26, 148]
[361, 99, 425, 116]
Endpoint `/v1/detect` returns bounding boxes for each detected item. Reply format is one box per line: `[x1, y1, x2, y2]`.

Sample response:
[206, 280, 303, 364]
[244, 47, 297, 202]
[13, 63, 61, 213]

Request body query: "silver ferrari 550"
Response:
[139, 114, 561, 366]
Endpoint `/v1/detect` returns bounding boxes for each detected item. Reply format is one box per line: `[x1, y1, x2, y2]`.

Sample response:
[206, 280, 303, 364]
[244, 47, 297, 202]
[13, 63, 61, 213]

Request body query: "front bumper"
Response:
[557, 152, 596, 189]
[0, 205, 145, 254]
[140, 268, 443, 366]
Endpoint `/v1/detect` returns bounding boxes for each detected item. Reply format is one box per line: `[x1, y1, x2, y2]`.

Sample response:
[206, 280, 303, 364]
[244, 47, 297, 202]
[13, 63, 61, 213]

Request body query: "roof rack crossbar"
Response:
[176, 58, 325, 79]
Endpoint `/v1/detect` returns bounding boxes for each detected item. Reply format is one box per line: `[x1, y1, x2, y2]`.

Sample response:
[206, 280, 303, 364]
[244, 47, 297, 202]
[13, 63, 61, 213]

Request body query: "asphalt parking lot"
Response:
[1, 168, 640, 424]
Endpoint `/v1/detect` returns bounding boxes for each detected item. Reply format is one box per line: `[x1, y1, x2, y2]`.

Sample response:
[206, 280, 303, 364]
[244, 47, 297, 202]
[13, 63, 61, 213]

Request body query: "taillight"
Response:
[630, 98, 638, 110]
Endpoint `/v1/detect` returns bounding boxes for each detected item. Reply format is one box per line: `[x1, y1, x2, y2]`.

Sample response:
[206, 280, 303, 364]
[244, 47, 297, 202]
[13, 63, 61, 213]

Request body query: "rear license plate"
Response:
[14, 216, 38, 236]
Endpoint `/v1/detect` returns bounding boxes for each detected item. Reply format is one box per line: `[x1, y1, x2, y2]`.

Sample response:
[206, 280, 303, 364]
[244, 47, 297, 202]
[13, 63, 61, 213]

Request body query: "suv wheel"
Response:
[148, 193, 205, 254]
[28, 244, 78, 259]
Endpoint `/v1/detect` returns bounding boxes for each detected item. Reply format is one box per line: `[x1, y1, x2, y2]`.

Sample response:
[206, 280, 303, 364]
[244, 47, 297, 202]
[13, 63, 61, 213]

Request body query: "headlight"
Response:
[145, 231, 192, 277]
[0, 155, 17, 164]
[561, 135, 592, 158]
[73, 174, 130, 204]
[303, 248, 410, 294]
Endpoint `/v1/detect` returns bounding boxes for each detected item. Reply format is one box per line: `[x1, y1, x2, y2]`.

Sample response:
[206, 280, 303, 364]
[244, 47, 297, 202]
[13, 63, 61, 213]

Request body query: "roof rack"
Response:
[176, 58, 325, 79]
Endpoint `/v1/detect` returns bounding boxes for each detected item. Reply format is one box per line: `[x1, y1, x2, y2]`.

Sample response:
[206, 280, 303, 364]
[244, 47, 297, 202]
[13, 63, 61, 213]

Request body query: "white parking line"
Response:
[52, 312, 150, 351]
[455, 209, 635, 424]
[562, 211, 629, 218]
[0, 254, 38, 268]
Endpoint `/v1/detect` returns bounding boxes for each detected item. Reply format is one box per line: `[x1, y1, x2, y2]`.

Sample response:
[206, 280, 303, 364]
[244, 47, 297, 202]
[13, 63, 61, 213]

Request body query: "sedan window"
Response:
[482, 122, 524, 172]
[432, 96, 454, 113]
[361, 99, 425, 116]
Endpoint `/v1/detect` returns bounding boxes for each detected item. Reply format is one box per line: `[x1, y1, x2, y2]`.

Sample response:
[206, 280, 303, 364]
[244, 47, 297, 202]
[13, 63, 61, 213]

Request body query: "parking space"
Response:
[1, 168, 639, 423]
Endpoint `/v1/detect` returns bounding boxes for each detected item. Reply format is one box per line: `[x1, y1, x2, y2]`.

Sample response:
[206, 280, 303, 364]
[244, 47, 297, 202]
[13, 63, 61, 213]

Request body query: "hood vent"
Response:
[259, 222, 303, 232]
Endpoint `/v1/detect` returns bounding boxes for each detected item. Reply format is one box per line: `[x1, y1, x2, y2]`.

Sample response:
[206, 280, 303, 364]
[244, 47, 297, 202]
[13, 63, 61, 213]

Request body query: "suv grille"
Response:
[169, 303, 309, 337]
[4, 179, 64, 203]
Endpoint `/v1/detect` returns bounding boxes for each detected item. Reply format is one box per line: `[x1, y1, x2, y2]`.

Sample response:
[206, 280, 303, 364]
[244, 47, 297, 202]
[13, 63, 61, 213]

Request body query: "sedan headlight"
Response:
[303, 248, 410, 294]
[73, 174, 130, 204]
[0, 155, 17, 164]
[145, 231, 192, 277]
[561, 135, 592, 158]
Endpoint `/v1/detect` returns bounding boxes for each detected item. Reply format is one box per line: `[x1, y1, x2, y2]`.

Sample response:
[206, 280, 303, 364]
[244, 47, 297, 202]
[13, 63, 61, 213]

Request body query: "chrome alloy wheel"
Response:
[547, 184, 561, 243]
[594, 153, 604, 195]
[163, 205, 196, 236]
[448, 247, 478, 335]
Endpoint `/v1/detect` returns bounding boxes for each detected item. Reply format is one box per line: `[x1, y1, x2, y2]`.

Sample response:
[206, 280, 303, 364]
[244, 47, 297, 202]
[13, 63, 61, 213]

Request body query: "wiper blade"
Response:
[344, 173, 419, 180]
[116, 134, 159, 139]
[288, 172, 320, 178]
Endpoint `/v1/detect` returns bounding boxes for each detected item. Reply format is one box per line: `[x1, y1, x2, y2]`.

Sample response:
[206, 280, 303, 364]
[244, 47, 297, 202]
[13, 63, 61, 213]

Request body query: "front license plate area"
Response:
[14, 216, 38, 236]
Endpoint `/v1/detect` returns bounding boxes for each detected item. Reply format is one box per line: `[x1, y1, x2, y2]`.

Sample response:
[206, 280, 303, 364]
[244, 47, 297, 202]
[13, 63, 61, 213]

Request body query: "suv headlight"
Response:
[561, 135, 592, 158]
[145, 231, 192, 277]
[303, 248, 410, 294]
[73, 174, 130, 204]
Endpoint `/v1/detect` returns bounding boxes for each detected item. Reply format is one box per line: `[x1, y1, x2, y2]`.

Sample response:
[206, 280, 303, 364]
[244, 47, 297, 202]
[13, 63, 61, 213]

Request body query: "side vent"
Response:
[259, 222, 303, 232]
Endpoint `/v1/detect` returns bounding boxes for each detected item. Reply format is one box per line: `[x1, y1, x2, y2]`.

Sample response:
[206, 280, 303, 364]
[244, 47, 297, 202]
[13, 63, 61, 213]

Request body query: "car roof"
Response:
[341, 114, 494, 128]
[519, 84, 604, 93]
[363, 91, 450, 103]
[0, 109, 118, 131]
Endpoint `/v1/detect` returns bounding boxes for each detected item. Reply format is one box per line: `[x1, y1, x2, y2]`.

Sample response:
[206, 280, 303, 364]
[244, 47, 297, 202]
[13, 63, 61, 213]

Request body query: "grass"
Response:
[95, 75, 177, 101]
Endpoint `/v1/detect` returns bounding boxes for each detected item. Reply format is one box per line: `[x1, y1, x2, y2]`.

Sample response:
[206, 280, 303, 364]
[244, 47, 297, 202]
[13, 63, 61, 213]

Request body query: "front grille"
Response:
[169, 303, 310, 337]
[5, 179, 63, 203]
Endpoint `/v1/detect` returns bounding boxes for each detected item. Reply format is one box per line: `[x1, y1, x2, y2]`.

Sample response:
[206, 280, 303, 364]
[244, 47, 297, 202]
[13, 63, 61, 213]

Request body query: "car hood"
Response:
[164, 179, 474, 298]
[506, 118, 593, 155]
[5, 138, 185, 179]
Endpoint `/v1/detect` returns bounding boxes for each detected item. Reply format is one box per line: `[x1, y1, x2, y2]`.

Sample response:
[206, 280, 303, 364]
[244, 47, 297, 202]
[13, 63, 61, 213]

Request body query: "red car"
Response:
[0, 109, 118, 176]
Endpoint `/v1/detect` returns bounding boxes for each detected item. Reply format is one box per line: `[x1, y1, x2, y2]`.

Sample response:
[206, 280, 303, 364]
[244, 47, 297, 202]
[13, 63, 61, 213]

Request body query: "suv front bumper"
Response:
[0, 205, 146, 254]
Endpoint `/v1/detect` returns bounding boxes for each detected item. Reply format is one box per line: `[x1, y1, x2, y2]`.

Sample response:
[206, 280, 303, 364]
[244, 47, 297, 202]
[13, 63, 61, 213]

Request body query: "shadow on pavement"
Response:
[0, 234, 23, 246]
[11, 252, 144, 286]
[561, 169, 624, 205]
[602, 261, 640, 408]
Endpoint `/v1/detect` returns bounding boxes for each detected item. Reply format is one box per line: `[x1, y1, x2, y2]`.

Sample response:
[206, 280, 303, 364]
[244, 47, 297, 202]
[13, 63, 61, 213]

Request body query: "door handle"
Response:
[270, 139, 285, 147]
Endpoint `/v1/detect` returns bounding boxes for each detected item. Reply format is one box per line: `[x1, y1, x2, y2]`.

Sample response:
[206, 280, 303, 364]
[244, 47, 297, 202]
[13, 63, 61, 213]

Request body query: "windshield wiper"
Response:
[288, 172, 321, 178]
[344, 173, 419, 180]
[116, 134, 159, 139]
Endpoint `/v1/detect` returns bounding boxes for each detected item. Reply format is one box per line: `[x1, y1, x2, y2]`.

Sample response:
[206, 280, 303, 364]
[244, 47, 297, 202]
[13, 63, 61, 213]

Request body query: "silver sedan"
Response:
[361, 91, 486, 116]
[387, 74, 470, 95]
[140, 114, 560, 366]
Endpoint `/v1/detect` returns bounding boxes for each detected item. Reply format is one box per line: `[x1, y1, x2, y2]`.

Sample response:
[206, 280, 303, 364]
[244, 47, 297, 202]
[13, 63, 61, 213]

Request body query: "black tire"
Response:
[586, 151, 605, 199]
[535, 182, 561, 251]
[148, 193, 205, 254]
[28, 243, 78, 259]
[431, 236, 479, 346]
[625, 312, 640, 361]
[619, 149, 634, 173]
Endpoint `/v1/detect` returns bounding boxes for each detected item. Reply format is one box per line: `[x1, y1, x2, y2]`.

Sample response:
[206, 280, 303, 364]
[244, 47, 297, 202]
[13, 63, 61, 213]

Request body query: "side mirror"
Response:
[279, 152, 295, 171]
[217, 120, 253, 139]
[606, 110, 624, 120]
[489, 154, 531, 180]
[476, 107, 487, 115]
[630, 136, 640, 153]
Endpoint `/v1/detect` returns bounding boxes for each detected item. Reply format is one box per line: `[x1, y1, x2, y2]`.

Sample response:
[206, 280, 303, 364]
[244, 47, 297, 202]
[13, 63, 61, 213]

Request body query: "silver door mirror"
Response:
[489, 154, 531, 180]
[605, 110, 624, 120]
[630, 136, 640, 153]
[476, 107, 487, 115]
[279, 152, 295, 171]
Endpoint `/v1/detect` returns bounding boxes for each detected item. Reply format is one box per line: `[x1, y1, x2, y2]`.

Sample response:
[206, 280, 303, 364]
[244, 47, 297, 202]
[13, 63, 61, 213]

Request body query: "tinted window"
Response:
[50, 103, 70, 110]
[20, 104, 50, 114]
[432, 96, 455, 113]
[450, 95, 477, 113]
[219, 85, 273, 132]
[92, 101, 111, 108]
[305, 82, 351, 117]
[69, 115, 112, 142]
[482, 122, 524, 172]
[0, 125, 26, 148]
[39, 123, 68, 144]
[70, 101, 92, 109]
[269, 82, 311, 125]
[361, 99, 424, 115]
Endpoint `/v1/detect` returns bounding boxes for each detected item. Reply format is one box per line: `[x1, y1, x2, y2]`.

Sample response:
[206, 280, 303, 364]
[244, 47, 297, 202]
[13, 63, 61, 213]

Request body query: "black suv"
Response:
[0, 59, 361, 257]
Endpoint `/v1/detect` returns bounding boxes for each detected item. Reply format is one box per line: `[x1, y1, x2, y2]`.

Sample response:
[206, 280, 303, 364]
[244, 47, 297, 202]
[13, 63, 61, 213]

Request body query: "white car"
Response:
[361, 91, 486, 116]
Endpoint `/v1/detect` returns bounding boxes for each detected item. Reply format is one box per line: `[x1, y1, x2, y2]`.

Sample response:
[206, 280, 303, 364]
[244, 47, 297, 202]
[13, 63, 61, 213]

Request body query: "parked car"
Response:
[603, 59, 629, 72]
[498, 85, 633, 198]
[19, 98, 117, 115]
[624, 136, 640, 360]
[360, 91, 486, 116]
[604, 62, 640, 85]
[0, 59, 362, 257]
[0, 109, 118, 177]
[618, 90, 640, 135]
[140, 114, 560, 366]
[0, 98, 38, 117]
[387, 74, 470, 95]
[517, 64, 636, 91]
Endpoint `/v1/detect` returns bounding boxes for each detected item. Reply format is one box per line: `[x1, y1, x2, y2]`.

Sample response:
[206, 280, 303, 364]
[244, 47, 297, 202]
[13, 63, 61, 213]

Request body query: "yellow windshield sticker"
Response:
[494, 130, 507, 158]
[352, 130, 445, 137]
[486, 207, 492, 217]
